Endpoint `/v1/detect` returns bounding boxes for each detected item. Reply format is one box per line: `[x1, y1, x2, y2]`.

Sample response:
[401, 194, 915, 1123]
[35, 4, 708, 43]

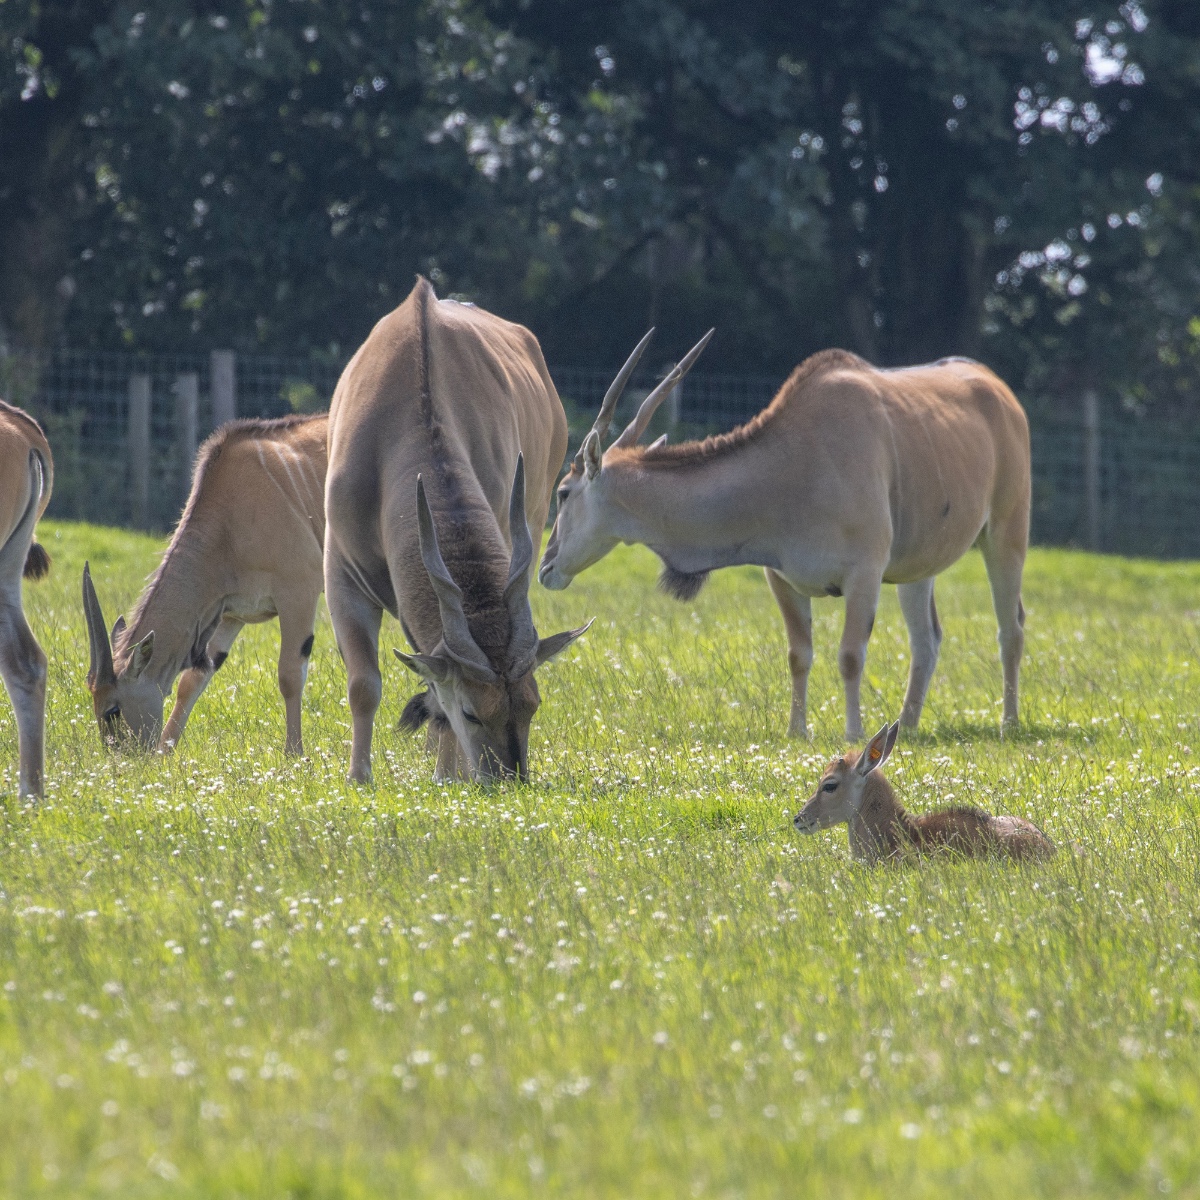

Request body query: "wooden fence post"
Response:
[175, 372, 199, 504]
[1083, 389, 1101, 552]
[128, 374, 151, 530]
[210, 349, 236, 427]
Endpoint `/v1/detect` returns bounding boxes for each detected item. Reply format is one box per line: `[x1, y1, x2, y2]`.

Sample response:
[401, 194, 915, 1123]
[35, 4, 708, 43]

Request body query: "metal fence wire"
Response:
[1, 345, 1194, 558]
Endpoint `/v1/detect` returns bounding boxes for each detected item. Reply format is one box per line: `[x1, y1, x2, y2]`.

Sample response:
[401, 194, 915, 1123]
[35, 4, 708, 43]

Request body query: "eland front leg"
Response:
[766, 569, 814, 738]
[897, 578, 943, 729]
[160, 616, 244, 752]
[838, 569, 884, 742]
[326, 559, 382, 784]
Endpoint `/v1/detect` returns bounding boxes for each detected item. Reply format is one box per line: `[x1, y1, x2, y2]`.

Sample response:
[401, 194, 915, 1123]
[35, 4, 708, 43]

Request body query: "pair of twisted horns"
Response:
[415, 455, 540, 680]
[573, 327, 715, 468]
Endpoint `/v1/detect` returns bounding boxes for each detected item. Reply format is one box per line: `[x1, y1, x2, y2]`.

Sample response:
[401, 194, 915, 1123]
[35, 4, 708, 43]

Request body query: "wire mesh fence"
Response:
[1, 345, 1196, 557]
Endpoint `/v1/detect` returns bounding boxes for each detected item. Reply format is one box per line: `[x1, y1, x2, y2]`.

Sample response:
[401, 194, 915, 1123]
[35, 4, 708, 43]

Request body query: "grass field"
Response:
[2, 520, 1200, 1197]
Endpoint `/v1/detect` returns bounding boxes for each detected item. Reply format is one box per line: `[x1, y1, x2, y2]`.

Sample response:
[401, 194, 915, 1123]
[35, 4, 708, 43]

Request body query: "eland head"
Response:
[82, 562, 162, 747]
[395, 454, 590, 781]
[539, 328, 712, 591]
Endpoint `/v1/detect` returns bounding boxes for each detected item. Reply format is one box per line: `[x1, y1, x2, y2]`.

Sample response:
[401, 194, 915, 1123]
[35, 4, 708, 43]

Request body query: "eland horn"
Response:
[82, 562, 116, 687]
[503, 455, 540, 674]
[612, 328, 714, 450]
[414, 476, 498, 681]
[573, 328, 656, 467]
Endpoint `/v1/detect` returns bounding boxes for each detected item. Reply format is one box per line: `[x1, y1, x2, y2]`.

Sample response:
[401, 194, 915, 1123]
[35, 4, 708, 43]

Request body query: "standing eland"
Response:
[0, 399, 53, 797]
[539, 341, 1031, 740]
[324, 277, 589, 784]
[82, 413, 327, 753]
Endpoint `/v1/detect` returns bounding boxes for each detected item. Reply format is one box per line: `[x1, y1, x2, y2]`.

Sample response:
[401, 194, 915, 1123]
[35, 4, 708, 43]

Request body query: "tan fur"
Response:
[794, 725, 1055, 864]
[542, 349, 1031, 740]
[85, 414, 327, 753]
[324, 278, 577, 784]
[0, 399, 53, 797]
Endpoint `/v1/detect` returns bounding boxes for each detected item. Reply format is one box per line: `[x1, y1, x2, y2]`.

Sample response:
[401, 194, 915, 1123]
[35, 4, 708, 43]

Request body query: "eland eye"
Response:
[822, 780, 838, 792]
[103, 705, 120, 721]
[557, 487, 570, 503]
[463, 710, 482, 726]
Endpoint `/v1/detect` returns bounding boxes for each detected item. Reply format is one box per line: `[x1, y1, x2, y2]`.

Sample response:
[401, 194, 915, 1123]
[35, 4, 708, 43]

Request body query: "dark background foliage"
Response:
[2, 0, 1198, 407]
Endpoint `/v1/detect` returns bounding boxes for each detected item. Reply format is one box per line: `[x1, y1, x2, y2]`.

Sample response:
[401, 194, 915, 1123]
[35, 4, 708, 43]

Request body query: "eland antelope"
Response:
[539, 342, 1031, 741]
[82, 413, 326, 753]
[0, 399, 53, 797]
[794, 721, 1055, 863]
[324, 277, 588, 784]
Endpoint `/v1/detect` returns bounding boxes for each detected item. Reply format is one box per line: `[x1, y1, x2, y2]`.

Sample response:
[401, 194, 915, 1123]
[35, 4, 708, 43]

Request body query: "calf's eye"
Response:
[822, 780, 838, 792]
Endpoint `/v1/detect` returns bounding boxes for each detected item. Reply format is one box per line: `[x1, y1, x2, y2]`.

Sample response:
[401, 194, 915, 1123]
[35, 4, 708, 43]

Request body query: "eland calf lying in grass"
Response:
[0, 399, 53, 798]
[83, 413, 327, 754]
[540, 342, 1031, 741]
[794, 721, 1055, 863]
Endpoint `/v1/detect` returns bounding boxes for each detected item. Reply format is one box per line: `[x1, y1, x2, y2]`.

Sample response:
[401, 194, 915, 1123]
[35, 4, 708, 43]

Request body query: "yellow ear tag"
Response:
[870, 746, 881, 761]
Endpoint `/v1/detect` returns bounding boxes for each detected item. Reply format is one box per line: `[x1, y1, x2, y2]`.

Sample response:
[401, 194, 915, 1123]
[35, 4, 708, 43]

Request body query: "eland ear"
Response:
[127, 632, 154, 680]
[582, 430, 602, 480]
[111, 616, 127, 645]
[535, 618, 594, 666]
[393, 647, 453, 685]
[857, 722, 895, 776]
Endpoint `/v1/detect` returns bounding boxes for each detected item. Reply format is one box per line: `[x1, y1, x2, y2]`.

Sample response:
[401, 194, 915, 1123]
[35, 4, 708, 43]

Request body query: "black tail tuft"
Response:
[23, 542, 51, 581]
[658, 564, 709, 601]
[398, 690, 432, 733]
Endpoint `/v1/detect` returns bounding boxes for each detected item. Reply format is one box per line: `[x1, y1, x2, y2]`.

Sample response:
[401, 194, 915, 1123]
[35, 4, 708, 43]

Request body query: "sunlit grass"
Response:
[2, 520, 1200, 1196]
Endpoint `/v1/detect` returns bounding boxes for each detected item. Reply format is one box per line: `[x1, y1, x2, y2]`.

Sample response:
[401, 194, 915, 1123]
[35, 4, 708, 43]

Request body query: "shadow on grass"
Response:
[903, 720, 1094, 747]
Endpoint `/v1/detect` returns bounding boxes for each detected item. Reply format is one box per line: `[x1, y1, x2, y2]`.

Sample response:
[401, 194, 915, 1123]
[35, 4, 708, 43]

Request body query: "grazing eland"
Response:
[794, 721, 1055, 863]
[324, 277, 588, 784]
[539, 341, 1030, 740]
[0, 399, 53, 797]
[82, 413, 326, 753]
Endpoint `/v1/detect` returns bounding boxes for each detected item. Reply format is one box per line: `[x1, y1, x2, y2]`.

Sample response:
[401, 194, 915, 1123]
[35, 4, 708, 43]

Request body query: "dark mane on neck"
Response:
[614, 348, 868, 469]
[121, 413, 324, 656]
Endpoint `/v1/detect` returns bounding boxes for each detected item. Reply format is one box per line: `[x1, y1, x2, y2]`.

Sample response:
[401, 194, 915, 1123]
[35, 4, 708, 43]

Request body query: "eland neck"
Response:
[847, 772, 913, 863]
[119, 518, 231, 693]
[599, 446, 784, 576]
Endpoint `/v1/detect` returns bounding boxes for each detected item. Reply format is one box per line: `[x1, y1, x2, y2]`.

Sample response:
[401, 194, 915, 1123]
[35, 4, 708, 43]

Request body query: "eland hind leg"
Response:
[0, 452, 47, 798]
[765, 569, 813, 738]
[978, 510, 1028, 728]
[897, 578, 942, 728]
[0, 597, 46, 798]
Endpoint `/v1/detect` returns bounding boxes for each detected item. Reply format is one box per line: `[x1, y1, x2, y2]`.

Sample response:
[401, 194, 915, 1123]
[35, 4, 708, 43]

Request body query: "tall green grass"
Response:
[1, 521, 1199, 1196]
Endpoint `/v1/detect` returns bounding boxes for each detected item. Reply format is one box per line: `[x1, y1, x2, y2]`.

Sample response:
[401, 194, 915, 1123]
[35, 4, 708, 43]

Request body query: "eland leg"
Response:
[897, 578, 942, 729]
[765, 568, 814, 738]
[979, 518, 1027, 728]
[838, 570, 883, 743]
[277, 591, 321, 756]
[0, 596, 46, 799]
[326, 562, 382, 784]
[160, 616, 244, 752]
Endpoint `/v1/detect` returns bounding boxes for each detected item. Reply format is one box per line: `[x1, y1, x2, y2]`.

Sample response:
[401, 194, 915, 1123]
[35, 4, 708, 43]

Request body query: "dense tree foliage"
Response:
[1, 0, 1198, 407]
